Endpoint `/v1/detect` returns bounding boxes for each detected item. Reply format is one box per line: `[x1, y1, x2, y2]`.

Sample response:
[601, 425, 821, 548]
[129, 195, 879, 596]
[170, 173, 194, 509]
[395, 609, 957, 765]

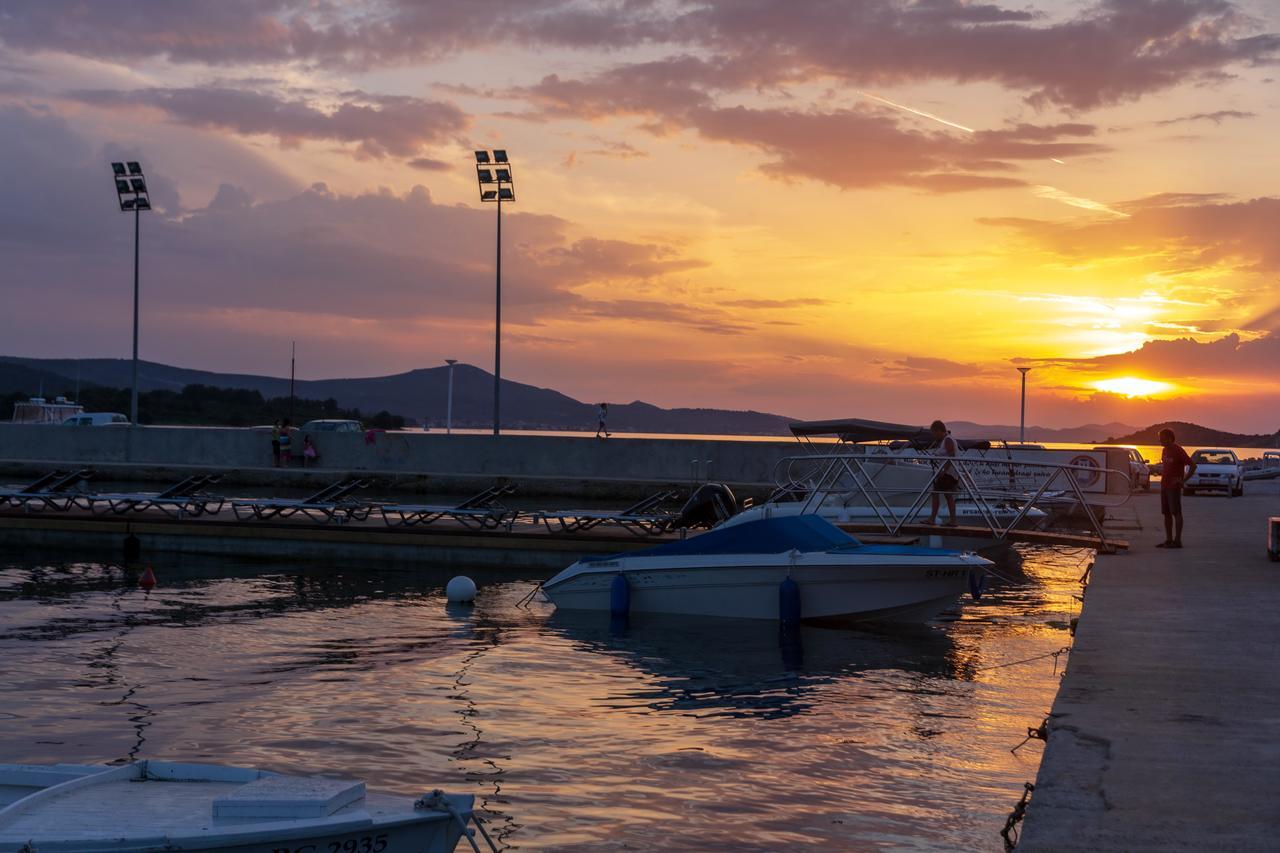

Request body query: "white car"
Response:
[1183, 448, 1244, 497]
[300, 419, 363, 432]
[1096, 446, 1151, 492]
[61, 412, 129, 426]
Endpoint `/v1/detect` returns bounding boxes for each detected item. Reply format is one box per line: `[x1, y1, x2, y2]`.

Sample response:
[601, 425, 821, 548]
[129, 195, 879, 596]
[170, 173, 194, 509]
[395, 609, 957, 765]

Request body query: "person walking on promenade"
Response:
[302, 435, 318, 467]
[596, 403, 611, 438]
[278, 418, 293, 467]
[1157, 427, 1196, 548]
[270, 420, 282, 467]
[926, 419, 959, 526]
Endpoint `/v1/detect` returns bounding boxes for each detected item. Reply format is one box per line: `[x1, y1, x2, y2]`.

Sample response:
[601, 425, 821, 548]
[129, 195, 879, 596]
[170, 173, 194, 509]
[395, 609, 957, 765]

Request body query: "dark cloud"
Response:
[70, 87, 468, 159]
[1, 1, 1274, 109]
[0, 104, 706, 355]
[1048, 333, 1280, 381]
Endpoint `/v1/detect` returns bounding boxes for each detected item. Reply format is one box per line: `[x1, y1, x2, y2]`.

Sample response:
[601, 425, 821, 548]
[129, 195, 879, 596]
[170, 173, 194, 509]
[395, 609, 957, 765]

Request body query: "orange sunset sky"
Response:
[1, 1, 1278, 430]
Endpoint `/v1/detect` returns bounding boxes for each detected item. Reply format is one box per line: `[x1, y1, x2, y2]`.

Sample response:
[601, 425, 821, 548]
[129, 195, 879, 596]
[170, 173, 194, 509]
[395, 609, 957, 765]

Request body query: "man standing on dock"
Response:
[1157, 427, 1196, 548]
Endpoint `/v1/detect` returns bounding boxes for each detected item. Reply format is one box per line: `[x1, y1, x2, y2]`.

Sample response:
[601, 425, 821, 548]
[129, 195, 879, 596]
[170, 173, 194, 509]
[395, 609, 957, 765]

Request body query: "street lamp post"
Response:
[1017, 367, 1032, 444]
[474, 150, 514, 436]
[110, 161, 152, 425]
[445, 359, 457, 434]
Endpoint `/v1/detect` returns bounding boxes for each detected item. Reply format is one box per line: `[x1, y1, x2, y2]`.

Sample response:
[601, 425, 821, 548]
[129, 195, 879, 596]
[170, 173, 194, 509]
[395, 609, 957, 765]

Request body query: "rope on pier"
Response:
[1010, 718, 1049, 754]
[977, 646, 1071, 673]
[1000, 782, 1035, 850]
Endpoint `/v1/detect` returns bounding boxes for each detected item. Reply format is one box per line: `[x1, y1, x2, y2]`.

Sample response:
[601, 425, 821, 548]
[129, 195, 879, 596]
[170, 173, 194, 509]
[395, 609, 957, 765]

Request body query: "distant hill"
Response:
[1104, 421, 1280, 448]
[0, 356, 795, 435]
[948, 420, 1139, 444]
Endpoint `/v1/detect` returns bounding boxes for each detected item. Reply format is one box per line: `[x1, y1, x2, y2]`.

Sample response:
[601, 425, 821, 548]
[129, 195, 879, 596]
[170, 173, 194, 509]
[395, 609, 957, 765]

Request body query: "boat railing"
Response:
[769, 450, 1132, 548]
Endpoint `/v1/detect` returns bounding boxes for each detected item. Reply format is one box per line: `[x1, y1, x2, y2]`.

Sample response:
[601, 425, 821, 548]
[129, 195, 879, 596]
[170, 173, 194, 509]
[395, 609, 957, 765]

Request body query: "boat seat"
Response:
[211, 775, 365, 819]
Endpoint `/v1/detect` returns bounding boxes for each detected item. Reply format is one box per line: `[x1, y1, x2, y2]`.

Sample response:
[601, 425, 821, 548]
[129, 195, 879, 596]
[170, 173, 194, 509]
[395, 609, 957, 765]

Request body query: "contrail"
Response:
[1034, 185, 1130, 218]
[856, 91, 975, 134]
[1050, 158, 1066, 165]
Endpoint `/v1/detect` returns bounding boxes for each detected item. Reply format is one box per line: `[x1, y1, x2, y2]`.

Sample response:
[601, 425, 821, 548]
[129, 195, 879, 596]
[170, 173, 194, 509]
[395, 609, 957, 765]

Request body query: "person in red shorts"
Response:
[1157, 428, 1196, 548]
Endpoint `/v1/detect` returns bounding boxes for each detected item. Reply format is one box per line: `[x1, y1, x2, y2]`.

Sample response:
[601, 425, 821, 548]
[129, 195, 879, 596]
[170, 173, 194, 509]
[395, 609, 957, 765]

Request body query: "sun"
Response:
[1092, 377, 1174, 398]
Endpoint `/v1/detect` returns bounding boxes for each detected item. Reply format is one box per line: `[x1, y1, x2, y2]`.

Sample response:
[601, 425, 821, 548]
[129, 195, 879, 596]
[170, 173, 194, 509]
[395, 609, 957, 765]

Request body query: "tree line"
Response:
[4, 383, 405, 429]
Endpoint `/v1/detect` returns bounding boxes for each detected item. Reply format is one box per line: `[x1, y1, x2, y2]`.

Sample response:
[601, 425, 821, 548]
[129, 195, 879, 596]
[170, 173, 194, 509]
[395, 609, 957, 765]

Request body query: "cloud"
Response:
[1154, 109, 1258, 125]
[69, 86, 468, 159]
[981, 195, 1280, 273]
[880, 356, 990, 380]
[2, 1, 1274, 109]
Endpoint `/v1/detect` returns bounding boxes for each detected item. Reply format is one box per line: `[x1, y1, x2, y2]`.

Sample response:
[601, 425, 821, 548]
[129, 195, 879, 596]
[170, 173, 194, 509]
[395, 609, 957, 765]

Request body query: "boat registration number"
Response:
[272, 834, 388, 853]
[925, 569, 965, 578]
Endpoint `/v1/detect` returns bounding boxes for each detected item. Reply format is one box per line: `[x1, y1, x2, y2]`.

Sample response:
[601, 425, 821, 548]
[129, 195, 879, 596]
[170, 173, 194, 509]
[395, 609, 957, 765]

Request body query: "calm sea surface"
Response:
[0, 546, 1089, 850]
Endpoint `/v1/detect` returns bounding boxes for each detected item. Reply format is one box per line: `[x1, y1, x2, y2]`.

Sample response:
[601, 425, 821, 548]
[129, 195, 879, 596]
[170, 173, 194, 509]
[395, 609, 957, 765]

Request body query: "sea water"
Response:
[0, 546, 1087, 850]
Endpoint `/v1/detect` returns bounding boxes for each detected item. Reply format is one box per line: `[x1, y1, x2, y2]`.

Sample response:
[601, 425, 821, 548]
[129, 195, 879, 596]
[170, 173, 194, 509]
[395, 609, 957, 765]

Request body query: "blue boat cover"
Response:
[635, 514, 860, 558]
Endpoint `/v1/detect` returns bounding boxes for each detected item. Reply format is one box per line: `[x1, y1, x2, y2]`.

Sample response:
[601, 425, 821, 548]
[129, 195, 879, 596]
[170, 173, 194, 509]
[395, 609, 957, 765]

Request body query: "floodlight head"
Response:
[115, 179, 131, 193]
[111, 162, 127, 176]
[497, 188, 514, 201]
[130, 177, 147, 193]
[477, 169, 494, 183]
[133, 197, 151, 211]
[493, 149, 508, 163]
[474, 150, 491, 164]
[495, 168, 511, 182]
[120, 198, 137, 210]
[127, 161, 143, 175]
[480, 189, 498, 201]
[445, 358, 458, 366]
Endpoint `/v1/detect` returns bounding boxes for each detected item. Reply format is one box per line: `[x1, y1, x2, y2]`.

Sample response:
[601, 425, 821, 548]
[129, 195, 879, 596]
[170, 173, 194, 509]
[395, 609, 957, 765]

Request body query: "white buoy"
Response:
[446, 575, 477, 603]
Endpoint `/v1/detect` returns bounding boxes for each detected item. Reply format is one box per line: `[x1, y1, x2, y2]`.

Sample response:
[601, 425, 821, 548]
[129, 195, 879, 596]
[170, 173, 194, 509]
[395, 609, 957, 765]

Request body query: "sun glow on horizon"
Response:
[1091, 377, 1174, 398]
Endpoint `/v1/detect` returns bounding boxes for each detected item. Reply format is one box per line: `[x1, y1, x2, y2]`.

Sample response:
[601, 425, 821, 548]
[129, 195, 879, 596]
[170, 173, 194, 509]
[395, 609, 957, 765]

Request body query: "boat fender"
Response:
[610, 573, 630, 619]
[139, 564, 157, 590]
[968, 570, 986, 601]
[446, 575, 478, 603]
[779, 576, 801, 625]
[123, 534, 141, 560]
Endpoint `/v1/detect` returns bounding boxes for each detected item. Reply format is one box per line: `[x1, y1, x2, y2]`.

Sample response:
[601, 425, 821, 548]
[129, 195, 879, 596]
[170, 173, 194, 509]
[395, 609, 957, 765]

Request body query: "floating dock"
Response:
[1019, 480, 1280, 851]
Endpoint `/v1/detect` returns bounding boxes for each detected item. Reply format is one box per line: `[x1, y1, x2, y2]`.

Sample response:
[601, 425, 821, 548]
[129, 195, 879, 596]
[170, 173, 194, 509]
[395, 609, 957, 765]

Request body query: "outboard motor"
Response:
[673, 483, 739, 529]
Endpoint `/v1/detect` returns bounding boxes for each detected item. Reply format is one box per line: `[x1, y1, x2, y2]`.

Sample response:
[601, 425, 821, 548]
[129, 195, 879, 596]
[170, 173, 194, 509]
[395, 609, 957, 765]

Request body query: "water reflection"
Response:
[0, 546, 1088, 851]
[547, 612, 960, 721]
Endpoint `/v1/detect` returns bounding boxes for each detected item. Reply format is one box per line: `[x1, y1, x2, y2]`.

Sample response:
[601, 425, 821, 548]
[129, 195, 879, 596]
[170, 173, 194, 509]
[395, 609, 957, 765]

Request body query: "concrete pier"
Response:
[1019, 480, 1280, 851]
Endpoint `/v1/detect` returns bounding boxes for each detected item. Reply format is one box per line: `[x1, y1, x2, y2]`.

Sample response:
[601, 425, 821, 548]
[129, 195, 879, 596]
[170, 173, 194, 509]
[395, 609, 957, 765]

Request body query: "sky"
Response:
[0, 0, 1278, 431]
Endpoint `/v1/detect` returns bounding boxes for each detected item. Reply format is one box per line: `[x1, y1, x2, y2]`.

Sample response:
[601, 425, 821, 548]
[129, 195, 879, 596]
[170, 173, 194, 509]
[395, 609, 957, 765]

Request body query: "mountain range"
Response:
[1, 355, 1142, 440]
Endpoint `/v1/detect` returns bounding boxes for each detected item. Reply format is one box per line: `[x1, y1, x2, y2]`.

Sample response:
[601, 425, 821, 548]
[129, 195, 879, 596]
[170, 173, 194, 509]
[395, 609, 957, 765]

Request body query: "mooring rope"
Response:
[977, 646, 1071, 673]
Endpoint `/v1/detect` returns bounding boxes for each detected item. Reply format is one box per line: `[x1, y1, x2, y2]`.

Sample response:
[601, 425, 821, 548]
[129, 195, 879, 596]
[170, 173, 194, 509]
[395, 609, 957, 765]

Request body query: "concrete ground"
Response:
[1020, 478, 1280, 851]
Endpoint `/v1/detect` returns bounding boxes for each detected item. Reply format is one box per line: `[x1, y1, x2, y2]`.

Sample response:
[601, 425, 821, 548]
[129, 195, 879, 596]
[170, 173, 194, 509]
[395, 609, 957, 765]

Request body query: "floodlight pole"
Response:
[1017, 367, 1032, 444]
[131, 203, 140, 425]
[493, 192, 501, 436]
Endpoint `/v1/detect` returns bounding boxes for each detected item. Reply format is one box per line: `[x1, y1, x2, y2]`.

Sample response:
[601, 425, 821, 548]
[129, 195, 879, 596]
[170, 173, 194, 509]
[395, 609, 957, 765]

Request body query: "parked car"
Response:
[1183, 448, 1244, 497]
[1096, 446, 1151, 492]
[300, 419, 363, 433]
[61, 412, 129, 426]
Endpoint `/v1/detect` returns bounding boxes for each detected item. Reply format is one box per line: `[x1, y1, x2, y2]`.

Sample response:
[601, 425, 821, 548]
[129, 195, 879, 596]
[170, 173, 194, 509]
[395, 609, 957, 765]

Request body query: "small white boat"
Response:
[0, 761, 484, 853]
[542, 515, 990, 624]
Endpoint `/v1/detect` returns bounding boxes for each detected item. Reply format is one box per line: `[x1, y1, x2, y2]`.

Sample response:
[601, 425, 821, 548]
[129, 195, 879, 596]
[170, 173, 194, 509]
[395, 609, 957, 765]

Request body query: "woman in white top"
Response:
[926, 419, 959, 526]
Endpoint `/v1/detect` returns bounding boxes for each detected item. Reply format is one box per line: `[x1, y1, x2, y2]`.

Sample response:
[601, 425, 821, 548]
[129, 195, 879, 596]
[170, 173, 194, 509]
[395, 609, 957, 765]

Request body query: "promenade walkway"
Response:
[1020, 480, 1280, 851]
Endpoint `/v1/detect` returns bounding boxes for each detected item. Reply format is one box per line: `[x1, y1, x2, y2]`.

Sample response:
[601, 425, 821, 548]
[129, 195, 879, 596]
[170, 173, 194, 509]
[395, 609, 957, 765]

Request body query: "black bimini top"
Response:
[789, 418, 930, 443]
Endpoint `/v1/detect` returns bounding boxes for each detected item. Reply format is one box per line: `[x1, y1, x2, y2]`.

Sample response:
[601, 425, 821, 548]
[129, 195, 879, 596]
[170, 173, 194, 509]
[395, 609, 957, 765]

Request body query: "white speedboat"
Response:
[542, 515, 990, 624]
[0, 761, 482, 853]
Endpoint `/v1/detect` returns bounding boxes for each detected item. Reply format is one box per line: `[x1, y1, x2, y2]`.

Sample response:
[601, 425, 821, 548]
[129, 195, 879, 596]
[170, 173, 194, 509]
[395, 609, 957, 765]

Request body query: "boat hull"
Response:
[543, 554, 980, 623]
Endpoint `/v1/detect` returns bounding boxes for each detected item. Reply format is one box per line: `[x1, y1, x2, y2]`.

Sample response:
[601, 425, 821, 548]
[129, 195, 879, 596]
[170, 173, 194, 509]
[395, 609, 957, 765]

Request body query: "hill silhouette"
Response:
[1105, 421, 1279, 448]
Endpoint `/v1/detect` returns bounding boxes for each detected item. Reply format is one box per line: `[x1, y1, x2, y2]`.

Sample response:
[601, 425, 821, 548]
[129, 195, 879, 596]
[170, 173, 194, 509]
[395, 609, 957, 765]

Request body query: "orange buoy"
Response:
[139, 565, 157, 590]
